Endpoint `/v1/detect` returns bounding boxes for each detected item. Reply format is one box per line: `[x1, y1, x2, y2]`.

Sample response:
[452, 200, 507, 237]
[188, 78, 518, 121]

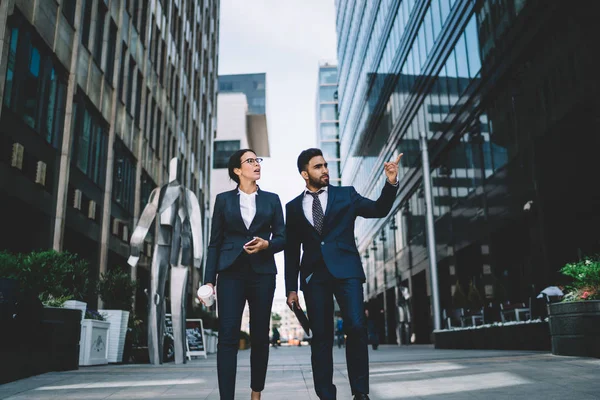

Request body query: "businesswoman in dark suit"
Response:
[202, 149, 285, 400]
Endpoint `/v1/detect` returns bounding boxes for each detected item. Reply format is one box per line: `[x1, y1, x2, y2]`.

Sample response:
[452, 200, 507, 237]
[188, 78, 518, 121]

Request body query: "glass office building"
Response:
[218, 73, 266, 115]
[316, 61, 341, 185]
[335, 0, 600, 343]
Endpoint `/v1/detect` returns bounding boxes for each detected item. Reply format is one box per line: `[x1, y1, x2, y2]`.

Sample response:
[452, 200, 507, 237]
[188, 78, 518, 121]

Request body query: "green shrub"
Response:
[0, 250, 90, 302]
[560, 257, 600, 301]
[42, 295, 74, 308]
[22, 250, 90, 301]
[97, 268, 137, 311]
[0, 251, 20, 279]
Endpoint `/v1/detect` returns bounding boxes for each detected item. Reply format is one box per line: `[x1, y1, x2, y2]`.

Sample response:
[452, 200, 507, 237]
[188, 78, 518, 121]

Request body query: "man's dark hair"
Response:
[228, 149, 255, 184]
[297, 148, 323, 173]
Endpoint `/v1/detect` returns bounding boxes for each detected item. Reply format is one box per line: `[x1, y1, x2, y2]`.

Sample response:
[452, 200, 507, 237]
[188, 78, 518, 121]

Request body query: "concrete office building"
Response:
[316, 61, 341, 185]
[334, 0, 600, 343]
[0, 0, 220, 310]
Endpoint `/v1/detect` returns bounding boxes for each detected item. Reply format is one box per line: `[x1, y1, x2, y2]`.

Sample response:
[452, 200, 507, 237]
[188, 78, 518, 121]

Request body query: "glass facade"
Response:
[335, 0, 600, 343]
[3, 24, 67, 149]
[316, 63, 341, 186]
[218, 73, 267, 115]
[213, 140, 241, 169]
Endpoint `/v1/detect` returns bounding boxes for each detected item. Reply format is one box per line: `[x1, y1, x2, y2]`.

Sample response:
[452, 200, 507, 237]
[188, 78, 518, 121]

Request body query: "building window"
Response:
[81, 0, 93, 49]
[135, 71, 143, 126]
[155, 108, 162, 150]
[140, 170, 156, 211]
[23, 41, 41, 129]
[320, 104, 338, 121]
[3, 23, 67, 149]
[219, 81, 233, 91]
[126, 57, 136, 115]
[3, 27, 19, 109]
[144, 88, 150, 136]
[72, 97, 108, 186]
[93, 3, 106, 66]
[42, 66, 67, 148]
[319, 86, 337, 103]
[320, 123, 339, 140]
[319, 68, 337, 85]
[149, 97, 156, 149]
[213, 140, 240, 169]
[139, 0, 148, 42]
[113, 138, 136, 214]
[105, 21, 117, 85]
[321, 141, 339, 160]
[132, 0, 139, 28]
[62, 0, 77, 27]
[118, 43, 127, 102]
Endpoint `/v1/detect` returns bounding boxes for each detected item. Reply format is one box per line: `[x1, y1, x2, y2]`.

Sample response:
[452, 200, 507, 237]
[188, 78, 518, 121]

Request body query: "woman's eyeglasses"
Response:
[241, 157, 263, 166]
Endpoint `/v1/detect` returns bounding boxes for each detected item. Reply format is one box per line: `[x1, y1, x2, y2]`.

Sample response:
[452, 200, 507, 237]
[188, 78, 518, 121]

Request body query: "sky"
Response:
[218, 0, 338, 298]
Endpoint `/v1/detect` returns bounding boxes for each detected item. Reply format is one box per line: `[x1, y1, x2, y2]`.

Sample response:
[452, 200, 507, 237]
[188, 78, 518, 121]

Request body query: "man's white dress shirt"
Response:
[302, 186, 328, 226]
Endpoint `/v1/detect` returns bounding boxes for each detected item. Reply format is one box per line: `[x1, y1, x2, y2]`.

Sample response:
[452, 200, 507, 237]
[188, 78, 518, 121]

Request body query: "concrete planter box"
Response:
[434, 321, 550, 351]
[100, 310, 130, 363]
[548, 300, 600, 358]
[79, 319, 110, 366]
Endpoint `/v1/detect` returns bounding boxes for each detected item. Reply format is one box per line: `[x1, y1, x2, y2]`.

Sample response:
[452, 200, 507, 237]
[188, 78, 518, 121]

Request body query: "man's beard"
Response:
[309, 174, 329, 188]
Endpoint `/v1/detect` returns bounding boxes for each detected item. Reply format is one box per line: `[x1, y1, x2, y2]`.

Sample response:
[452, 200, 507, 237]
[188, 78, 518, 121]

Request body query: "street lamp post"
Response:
[379, 230, 388, 343]
[419, 131, 442, 331]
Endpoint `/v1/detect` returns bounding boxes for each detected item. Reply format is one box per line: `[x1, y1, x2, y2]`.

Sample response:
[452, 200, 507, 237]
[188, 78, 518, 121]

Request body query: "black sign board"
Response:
[186, 319, 207, 359]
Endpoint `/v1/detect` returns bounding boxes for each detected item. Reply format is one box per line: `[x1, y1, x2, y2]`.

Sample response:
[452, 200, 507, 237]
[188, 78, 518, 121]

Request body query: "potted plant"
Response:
[548, 257, 600, 358]
[79, 310, 110, 366]
[97, 268, 137, 363]
[0, 250, 91, 380]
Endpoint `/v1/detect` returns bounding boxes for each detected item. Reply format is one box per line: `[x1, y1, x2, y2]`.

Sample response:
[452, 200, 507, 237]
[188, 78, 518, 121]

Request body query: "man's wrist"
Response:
[387, 177, 399, 186]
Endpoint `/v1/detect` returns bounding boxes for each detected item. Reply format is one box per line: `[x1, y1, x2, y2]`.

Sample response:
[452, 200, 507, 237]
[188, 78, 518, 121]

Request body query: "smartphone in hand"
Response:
[244, 237, 258, 247]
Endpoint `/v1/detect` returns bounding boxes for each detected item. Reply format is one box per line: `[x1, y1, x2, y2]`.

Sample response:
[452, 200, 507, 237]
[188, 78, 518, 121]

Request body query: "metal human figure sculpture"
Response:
[128, 158, 203, 365]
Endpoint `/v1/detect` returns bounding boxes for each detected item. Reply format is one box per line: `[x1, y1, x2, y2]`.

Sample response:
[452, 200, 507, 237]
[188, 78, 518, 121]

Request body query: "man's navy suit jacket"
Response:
[284, 182, 398, 293]
[204, 188, 285, 285]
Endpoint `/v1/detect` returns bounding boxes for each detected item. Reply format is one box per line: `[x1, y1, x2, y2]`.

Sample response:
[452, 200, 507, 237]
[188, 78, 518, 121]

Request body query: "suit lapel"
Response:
[231, 189, 249, 233]
[321, 185, 336, 236]
[295, 192, 321, 238]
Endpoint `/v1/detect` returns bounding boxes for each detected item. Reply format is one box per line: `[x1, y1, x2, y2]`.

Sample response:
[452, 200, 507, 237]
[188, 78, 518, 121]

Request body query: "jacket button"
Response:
[321, 241, 325, 245]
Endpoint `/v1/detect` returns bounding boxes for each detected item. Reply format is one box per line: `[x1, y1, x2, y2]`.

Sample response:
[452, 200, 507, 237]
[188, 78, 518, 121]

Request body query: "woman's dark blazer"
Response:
[204, 187, 285, 285]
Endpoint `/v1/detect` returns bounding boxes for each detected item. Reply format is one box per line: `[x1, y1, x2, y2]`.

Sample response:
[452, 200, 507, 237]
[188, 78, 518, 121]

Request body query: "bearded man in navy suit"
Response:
[285, 148, 402, 400]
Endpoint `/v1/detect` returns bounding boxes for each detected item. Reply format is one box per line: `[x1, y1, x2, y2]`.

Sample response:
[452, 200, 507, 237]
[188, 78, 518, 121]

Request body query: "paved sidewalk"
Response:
[1, 345, 599, 399]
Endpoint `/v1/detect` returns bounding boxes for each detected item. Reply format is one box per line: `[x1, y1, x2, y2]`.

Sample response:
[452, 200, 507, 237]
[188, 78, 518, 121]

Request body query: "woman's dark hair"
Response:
[228, 149, 255, 184]
[297, 148, 323, 173]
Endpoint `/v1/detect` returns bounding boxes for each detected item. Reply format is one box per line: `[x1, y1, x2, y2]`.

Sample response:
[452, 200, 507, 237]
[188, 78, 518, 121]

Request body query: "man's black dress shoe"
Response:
[353, 394, 370, 400]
